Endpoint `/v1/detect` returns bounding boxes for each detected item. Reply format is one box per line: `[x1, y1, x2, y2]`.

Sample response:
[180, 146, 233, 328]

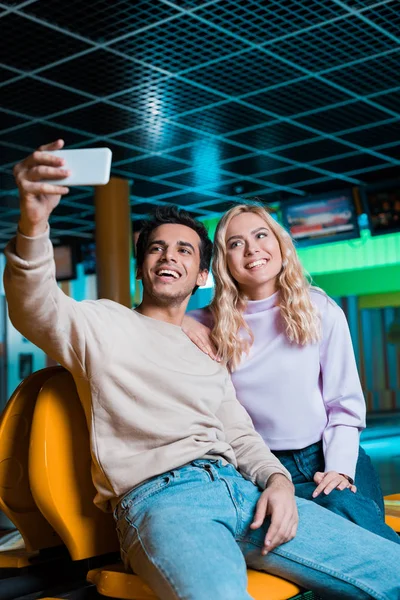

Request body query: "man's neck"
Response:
[135, 300, 187, 326]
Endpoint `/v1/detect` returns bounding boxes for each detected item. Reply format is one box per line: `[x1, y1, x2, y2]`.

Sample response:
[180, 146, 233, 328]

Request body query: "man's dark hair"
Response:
[136, 206, 213, 293]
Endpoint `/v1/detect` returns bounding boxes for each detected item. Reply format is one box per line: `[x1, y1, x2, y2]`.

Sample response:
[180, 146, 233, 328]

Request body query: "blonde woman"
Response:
[183, 203, 399, 543]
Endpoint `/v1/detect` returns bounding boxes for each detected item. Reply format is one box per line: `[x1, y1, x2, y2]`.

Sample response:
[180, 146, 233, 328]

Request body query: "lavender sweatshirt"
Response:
[189, 289, 366, 480]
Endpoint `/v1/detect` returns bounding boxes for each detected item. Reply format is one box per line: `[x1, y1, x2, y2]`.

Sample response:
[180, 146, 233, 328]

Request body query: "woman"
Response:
[183, 203, 399, 543]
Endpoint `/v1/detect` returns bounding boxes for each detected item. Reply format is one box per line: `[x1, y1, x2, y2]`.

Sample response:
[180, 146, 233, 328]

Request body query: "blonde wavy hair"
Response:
[210, 203, 321, 370]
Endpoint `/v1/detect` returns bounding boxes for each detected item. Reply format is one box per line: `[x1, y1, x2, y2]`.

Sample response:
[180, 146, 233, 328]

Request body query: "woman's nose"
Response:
[245, 243, 260, 256]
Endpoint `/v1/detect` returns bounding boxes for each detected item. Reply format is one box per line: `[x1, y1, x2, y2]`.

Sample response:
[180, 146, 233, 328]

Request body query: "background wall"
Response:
[334, 296, 400, 412]
[1, 226, 400, 412]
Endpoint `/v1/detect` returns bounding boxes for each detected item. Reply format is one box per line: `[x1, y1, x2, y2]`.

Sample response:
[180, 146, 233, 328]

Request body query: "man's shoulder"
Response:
[81, 298, 138, 321]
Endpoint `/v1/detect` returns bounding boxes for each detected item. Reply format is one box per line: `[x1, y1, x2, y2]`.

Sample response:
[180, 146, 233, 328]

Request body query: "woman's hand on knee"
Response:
[182, 316, 219, 360]
[312, 471, 357, 497]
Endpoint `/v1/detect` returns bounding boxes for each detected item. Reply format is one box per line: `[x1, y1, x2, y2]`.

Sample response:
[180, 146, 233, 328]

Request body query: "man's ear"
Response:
[136, 267, 142, 281]
[196, 269, 208, 288]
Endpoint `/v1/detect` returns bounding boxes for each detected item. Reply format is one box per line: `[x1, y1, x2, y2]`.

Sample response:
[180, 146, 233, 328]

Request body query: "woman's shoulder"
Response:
[309, 287, 342, 316]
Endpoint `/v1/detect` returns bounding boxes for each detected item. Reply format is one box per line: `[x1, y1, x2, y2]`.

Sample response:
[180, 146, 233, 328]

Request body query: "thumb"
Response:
[251, 498, 268, 529]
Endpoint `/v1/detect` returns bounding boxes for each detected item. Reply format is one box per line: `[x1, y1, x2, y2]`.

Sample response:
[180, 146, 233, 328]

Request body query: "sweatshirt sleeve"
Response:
[187, 306, 214, 329]
[216, 375, 291, 489]
[319, 297, 366, 481]
[4, 229, 94, 375]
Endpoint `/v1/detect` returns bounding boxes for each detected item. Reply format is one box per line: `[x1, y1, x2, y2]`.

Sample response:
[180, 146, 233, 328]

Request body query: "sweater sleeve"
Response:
[319, 298, 366, 481]
[4, 229, 97, 375]
[216, 375, 291, 489]
[187, 306, 214, 329]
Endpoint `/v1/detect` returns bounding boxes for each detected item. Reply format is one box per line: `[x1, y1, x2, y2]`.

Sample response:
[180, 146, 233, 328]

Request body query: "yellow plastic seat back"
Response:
[29, 371, 302, 599]
[384, 493, 400, 533]
[29, 371, 119, 560]
[0, 366, 63, 552]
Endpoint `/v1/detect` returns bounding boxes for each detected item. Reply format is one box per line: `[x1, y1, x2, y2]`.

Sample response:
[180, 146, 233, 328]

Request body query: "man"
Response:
[4, 140, 400, 600]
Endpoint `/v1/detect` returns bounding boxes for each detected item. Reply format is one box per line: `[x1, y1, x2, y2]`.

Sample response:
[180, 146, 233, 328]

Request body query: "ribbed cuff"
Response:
[16, 226, 51, 262]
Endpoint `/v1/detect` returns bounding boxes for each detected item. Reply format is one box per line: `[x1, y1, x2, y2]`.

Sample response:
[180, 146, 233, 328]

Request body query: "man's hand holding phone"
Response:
[14, 139, 70, 238]
[14, 139, 112, 238]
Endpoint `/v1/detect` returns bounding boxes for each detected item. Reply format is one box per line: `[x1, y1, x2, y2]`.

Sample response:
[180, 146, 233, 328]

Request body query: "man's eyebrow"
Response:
[147, 239, 196, 253]
[226, 227, 269, 244]
[177, 241, 195, 252]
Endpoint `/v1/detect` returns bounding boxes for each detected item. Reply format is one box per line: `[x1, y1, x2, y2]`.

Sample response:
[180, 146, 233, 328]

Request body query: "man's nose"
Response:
[162, 248, 177, 262]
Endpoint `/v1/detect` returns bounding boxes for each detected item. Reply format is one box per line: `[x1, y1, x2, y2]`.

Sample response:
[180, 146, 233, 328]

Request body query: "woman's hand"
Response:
[182, 315, 220, 361]
[312, 471, 357, 497]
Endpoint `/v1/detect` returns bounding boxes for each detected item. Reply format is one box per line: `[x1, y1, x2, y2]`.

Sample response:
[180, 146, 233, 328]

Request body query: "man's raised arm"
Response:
[4, 140, 91, 373]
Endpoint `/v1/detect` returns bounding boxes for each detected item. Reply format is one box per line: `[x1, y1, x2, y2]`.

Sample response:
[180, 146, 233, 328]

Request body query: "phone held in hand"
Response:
[44, 148, 112, 186]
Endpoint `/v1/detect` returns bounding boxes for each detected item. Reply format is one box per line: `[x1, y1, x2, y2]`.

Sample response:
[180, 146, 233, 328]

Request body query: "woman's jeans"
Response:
[114, 460, 400, 600]
[274, 442, 399, 544]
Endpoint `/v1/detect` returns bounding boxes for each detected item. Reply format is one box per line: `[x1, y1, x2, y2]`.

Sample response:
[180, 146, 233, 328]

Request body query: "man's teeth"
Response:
[157, 269, 179, 278]
[246, 259, 267, 269]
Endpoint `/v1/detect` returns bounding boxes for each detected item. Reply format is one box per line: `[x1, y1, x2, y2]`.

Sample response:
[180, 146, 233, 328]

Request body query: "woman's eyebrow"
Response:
[226, 227, 269, 244]
[226, 233, 244, 244]
[252, 227, 269, 234]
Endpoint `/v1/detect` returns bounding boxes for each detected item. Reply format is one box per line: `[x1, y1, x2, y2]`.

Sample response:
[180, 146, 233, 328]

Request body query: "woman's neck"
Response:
[241, 281, 278, 301]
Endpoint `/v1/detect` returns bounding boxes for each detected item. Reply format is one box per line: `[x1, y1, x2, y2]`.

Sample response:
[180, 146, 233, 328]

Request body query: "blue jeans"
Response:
[274, 442, 399, 544]
[114, 460, 400, 600]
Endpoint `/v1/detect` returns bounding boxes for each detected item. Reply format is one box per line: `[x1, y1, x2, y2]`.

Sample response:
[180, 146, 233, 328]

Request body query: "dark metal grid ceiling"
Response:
[0, 0, 400, 246]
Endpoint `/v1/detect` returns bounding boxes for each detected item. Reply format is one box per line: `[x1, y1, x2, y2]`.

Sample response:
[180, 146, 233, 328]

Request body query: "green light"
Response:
[298, 230, 400, 275]
[202, 216, 400, 297]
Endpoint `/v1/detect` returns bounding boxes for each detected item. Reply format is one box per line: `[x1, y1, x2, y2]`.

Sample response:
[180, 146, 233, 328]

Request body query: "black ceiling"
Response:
[1, 0, 399, 247]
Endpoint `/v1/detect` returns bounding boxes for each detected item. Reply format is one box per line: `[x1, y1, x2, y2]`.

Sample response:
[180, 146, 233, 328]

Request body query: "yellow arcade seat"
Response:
[384, 493, 400, 533]
[0, 367, 63, 568]
[29, 370, 303, 600]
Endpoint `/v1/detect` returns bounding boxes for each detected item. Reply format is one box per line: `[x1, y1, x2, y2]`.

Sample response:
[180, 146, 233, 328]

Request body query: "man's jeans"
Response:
[114, 460, 400, 600]
[274, 442, 399, 544]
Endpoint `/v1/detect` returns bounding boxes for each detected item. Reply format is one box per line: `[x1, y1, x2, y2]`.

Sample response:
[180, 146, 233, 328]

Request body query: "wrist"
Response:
[18, 217, 48, 238]
[267, 473, 293, 490]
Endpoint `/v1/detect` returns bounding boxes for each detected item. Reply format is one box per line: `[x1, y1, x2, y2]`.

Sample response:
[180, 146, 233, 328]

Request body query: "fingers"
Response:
[313, 471, 324, 484]
[13, 141, 70, 196]
[250, 495, 267, 530]
[252, 489, 298, 555]
[313, 473, 340, 497]
[14, 140, 65, 177]
[263, 508, 298, 554]
[336, 479, 349, 491]
[28, 165, 70, 182]
[38, 139, 64, 152]
[197, 338, 219, 360]
[181, 318, 219, 361]
[22, 180, 70, 196]
[23, 151, 66, 171]
[313, 471, 354, 497]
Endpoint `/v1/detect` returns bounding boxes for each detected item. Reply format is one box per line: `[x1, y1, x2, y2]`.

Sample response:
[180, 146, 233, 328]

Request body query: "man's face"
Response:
[137, 223, 208, 306]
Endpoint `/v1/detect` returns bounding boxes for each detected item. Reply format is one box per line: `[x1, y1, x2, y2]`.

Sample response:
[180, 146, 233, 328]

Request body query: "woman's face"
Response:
[224, 212, 282, 300]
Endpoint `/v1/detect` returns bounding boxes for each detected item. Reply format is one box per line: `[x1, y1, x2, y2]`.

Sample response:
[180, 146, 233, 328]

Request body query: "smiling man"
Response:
[4, 140, 400, 600]
[135, 215, 209, 313]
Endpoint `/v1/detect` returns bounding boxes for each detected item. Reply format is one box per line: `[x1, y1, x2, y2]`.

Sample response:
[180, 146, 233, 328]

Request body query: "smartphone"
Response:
[44, 148, 112, 186]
